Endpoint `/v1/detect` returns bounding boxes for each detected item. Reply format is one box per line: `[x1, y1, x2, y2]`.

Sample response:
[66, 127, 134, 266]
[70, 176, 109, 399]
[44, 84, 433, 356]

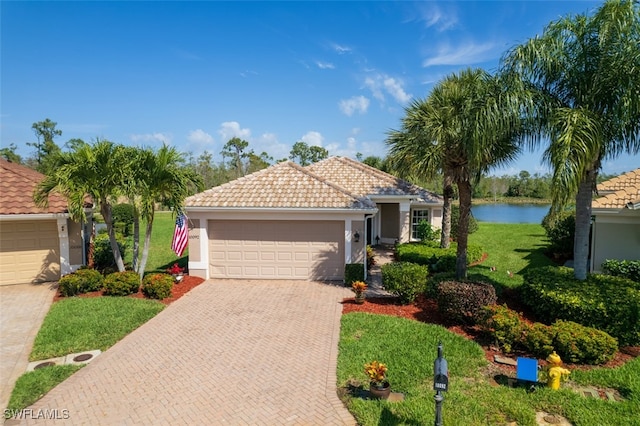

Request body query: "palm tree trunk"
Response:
[455, 180, 472, 280]
[137, 215, 154, 280]
[440, 171, 453, 249]
[101, 201, 126, 272]
[573, 169, 596, 280]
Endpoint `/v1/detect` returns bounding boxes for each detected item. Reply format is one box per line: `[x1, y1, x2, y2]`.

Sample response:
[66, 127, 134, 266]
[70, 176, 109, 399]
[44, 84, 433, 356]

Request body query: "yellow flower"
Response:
[364, 360, 388, 385]
[352, 281, 367, 293]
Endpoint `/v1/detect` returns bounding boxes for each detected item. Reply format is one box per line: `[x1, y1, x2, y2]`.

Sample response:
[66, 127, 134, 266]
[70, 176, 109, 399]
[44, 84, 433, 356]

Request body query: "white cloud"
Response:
[316, 61, 335, 69]
[301, 131, 324, 147]
[332, 43, 352, 54]
[339, 96, 370, 116]
[187, 129, 214, 144]
[129, 132, 172, 144]
[255, 132, 289, 160]
[218, 121, 251, 142]
[422, 41, 501, 67]
[417, 3, 458, 32]
[364, 74, 412, 105]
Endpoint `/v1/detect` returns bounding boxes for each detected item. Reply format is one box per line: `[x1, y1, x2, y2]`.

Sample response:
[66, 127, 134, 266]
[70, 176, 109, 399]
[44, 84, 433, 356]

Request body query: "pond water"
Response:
[471, 203, 551, 224]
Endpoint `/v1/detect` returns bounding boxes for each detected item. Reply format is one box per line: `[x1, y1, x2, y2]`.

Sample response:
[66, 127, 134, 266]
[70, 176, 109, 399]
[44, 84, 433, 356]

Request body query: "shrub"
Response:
[366, 246, 376, 270]
[111, 203, 135, 236]
[103, 271, 140, 296]
[601, 259, 640, 282]
[396, 242, 484, 273]
[479, 304, 526, 353]
[436, 280, 497, 324]
[344, 263, 365, 286]
[141, 273, 174, 300]
[551, 320, 618, 365]
[541, 210, 574, 259]
[381, 262, 429, 304]
[417, 220, 439, 242]
[522, 266, 640, 346]
[58, 269, 104, 297]
[451, 204, 479, 237]
[522, 322, 555, 359]
[93, 232, 127, 272]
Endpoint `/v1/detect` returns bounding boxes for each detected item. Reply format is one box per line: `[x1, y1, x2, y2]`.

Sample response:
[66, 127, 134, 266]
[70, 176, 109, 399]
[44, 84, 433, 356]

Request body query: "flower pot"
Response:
[354, 293, 365, 304]
[369, 381, 391, 399]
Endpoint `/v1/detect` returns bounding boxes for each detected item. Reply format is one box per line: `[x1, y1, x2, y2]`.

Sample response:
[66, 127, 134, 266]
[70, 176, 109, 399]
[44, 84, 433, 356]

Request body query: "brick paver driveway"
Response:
[16, 280, 356, 425]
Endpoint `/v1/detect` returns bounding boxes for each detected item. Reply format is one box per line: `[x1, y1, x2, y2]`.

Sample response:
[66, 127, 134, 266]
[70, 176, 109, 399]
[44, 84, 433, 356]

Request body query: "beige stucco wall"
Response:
[591, 213, 640, 272]
[67, 219, 84, 266]
[350, 220, 365, 263]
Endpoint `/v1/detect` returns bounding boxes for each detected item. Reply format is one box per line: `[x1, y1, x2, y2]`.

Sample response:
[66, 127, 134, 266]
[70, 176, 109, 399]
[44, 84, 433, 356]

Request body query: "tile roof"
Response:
[593, 168, 640, 209]
[185, 161, 376, 210]
[306, 157, 442, 203]
[0, 159, 69, 215]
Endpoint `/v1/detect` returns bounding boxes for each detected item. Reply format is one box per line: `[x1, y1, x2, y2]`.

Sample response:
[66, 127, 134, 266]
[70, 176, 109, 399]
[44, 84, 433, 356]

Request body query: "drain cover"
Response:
[73, 353, 93, 362]
[34, 361, 56, 369]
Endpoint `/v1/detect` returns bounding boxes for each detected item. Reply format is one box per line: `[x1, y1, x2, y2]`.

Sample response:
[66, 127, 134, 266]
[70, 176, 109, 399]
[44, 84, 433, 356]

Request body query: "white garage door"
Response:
[208, 220, 344, 280]
[0, 220, 60, 285]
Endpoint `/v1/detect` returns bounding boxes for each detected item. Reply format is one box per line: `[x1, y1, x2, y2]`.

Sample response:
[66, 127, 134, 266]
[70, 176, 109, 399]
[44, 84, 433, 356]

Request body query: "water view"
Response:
[471, 203, 550, 224]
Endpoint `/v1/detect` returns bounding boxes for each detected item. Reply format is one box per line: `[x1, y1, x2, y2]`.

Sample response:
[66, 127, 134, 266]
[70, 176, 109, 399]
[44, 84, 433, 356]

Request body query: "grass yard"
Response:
[338, 313, 640, 426]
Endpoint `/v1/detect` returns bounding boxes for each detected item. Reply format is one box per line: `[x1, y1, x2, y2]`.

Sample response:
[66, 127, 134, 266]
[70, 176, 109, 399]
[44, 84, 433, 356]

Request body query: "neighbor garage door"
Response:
[0, 220, 60, 285]
[208, 220, 344, 280]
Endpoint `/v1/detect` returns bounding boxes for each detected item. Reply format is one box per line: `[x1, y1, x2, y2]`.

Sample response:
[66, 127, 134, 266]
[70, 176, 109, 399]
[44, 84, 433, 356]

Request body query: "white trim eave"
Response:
[592, 207, 640, 215]
[0, 213, 70, 221]
[185, 206, 378, 214]
[369, 194, 443, 205]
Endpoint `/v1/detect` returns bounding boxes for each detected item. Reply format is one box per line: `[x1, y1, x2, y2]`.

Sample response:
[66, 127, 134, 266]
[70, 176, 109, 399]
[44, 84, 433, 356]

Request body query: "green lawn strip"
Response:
[468, 222, 554, 289]
[338, 312, 640, 426]
[30, 297, 164, 361]
[5, 365, 83, 418]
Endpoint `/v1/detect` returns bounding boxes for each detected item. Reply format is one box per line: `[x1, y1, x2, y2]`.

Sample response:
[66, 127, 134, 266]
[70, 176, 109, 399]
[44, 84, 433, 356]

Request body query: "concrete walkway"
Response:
[14, 280, 356, 425]
[0, 283, 57, 412]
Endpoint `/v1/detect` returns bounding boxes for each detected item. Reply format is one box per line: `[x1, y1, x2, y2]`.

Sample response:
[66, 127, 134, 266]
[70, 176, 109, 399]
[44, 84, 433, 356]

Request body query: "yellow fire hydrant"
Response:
[546, 351, 570, 390]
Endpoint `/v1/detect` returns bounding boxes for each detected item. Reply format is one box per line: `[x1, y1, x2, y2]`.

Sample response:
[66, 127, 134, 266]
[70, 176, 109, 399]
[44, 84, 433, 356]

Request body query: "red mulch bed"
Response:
[342, 293, 639, 372]
[53, 274, 206, 306]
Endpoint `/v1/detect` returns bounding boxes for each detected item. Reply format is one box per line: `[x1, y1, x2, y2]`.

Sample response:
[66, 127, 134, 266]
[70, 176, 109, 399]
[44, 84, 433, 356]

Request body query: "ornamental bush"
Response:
[396, 242, 484, 273]
[522, 322, 555, 359]
[344, 263, 365, 287]
[601, 259, 640, 282]
[141, 273, 174, 300]
[541, 210, 574, 259]
[103, 271, 140, 296]
[436, 280, 497, 324]
[58, 268, 104, 297]
[479, 304, 526, 353]
[552, 320, 618, 365]
[381, 262, 429, 304]
[522, 266, 640, 346]
[93, 232, 127, 272]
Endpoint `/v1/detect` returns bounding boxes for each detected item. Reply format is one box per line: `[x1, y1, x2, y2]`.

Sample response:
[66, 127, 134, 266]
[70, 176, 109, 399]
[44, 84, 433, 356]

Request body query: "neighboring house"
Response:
[186, 157, 443, 281]
[590, 168, 640, 272]
[0, 159, 91, 286]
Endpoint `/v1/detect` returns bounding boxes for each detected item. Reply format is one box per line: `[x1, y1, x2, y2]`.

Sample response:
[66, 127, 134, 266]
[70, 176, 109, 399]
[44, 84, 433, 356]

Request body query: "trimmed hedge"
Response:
[103, 271, 140, 296]
[480, 304, 527, 353]
[58, 268, 104, 297]
[436, 280, 496, 324]
[552, 320, 618, 365]
[522, 266, 640, 346]
[141, 273, 174, 300]
[396, 242, 484, 273]
[344, 263, 365, 286]
[602, 259, 640, 282]
[381, 262, 429, 304]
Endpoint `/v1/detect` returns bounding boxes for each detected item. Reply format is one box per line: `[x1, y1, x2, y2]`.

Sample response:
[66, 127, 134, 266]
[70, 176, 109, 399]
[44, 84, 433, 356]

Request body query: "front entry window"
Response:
[411, 209, 429, 240]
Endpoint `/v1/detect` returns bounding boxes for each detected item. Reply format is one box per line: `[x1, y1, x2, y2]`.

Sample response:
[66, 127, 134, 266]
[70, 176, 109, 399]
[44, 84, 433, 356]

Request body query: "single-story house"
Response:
[186, 156, 443, 281]
[0, 159, 91, 286]
[590, 168, 640, 272]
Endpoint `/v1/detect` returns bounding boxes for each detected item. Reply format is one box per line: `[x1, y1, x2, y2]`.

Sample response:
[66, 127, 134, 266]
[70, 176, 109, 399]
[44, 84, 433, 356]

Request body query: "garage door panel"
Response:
[208, 220, 344, 280]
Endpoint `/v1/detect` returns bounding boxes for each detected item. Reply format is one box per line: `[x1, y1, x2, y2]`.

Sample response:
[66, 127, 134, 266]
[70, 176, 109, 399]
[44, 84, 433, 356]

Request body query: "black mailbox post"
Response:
[433, 341, 448, 426]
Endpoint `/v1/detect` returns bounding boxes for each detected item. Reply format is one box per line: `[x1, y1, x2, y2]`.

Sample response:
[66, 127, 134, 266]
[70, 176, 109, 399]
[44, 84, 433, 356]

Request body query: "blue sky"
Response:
[2, 1, 638, 176]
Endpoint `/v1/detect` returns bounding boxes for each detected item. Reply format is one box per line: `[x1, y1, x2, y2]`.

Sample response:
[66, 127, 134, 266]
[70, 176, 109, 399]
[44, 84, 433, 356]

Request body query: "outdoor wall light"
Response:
[353, 231, 360, 243]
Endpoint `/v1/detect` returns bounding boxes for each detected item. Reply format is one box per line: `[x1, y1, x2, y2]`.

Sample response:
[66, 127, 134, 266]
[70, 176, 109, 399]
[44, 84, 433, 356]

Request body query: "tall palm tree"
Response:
[502, 0, 640, 280]
[132, 144, 203, 278]
[388, 68, 523, 279]
[34, 139, 133, 272]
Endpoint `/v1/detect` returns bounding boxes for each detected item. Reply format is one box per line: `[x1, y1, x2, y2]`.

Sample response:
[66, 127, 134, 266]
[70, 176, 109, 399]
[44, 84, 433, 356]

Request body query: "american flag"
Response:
[171, 214, 189, 257]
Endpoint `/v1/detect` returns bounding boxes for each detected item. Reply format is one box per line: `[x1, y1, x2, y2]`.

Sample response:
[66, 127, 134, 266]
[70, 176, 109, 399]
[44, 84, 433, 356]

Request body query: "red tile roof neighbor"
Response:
[0, 159, 69, 214]
[593, 168, 640, 209]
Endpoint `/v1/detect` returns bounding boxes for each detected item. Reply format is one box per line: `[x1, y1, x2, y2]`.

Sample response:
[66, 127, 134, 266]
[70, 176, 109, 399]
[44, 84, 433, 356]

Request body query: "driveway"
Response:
[0, 283, 57, 413]
[14, 280, 356, 425]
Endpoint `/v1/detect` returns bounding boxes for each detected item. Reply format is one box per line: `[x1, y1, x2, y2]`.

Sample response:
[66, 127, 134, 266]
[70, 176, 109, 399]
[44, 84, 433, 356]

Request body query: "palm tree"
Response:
[502, 0, 640, 280]
[130, 144, 203, 278]
[387, 68, 523, 279]
[34, 139, 133, 272]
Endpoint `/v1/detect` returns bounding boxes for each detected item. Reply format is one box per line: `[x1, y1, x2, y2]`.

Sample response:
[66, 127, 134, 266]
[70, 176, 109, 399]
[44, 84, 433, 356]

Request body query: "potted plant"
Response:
[167, 263, 185, 283]
[351, 281, 367, 304]
[365, 360, 391, 399]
